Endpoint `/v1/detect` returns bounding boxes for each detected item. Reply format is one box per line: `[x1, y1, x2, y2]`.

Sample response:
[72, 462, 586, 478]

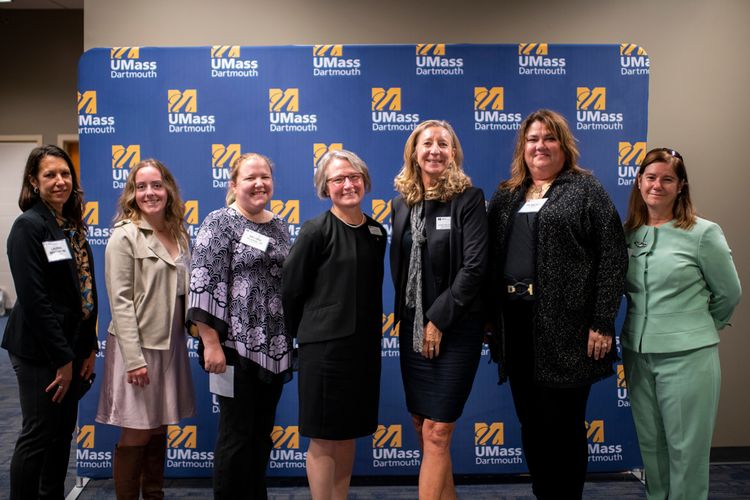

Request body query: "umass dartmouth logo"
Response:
[211, 143, 241, 189]
[271, 200, 301, 241]
[616, 364, 631, 407]
[110, 46, 157, 79]
[184, 200, 200, 241]
[77, 424, 112, 463]
[576, 87, 623, 131]
[617, 141, 646, 186]
[518, 43, 566, 76]
[111, 144, 140, 189]
[586, 420, 623, 462]
[269, 426, 306, 467]
[372, 424, 420, 467]
[210, 45, 259, 78]
[166, 425, 213, 463]
[78, 90, 116, 134]
[474, 422, 522, 465]
[473, 87, 522, 131]
[371, 199, 393, 243]
[381, 312, 399, 356]
[85, 201, 112, 245]
[313, 143, 343, 169]
[269, 88, 318, 132]
[415, 43, 464, 76]
[620, 43, 649, 76]
[312, 45, 361, 77]
[371, 87, 419, 132]
[167, 89, 216, 134]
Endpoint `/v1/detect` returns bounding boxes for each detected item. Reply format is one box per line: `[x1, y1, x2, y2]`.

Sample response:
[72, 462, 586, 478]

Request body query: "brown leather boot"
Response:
[113, 444, 144, 500]
[141, 433, 167, 500]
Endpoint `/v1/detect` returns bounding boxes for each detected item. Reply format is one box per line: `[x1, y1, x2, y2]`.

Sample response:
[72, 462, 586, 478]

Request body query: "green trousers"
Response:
[623, 345, 720, 500]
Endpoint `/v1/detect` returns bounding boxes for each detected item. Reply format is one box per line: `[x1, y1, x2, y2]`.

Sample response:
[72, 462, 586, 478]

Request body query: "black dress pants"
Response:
[10, 353, 82, 500]
[213, 365, 284, 500]
[503, 300, 592, 500]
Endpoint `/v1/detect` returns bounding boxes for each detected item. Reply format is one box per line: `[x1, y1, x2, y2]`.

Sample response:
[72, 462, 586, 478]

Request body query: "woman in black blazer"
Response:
[282, 149, 386, 500]
[391, 120, 488, 499]
[2, 145, 98, 499]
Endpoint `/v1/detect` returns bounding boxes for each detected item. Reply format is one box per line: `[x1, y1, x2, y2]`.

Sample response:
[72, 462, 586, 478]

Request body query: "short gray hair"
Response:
[313, 149, 372, 199]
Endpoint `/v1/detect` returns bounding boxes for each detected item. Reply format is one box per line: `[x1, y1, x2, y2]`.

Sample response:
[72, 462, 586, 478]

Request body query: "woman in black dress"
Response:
[282, 149, 386, 500]
[391, 120, 488, 499]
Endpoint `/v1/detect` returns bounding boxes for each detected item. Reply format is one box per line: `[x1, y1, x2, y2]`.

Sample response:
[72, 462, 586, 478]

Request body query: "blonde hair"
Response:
[501, 109, 587, 192]
[313, 149, 372, 199]
[225, 153, 275, 205]
[114, 158, 189, 250]
[394, 119, 471, 206]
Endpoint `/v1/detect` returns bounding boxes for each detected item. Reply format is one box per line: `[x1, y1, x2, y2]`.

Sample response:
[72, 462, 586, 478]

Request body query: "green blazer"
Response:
[623, 217, 741, 353]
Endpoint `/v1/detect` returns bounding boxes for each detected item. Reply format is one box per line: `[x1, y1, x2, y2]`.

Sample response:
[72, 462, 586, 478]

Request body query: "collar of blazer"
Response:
[30, 200, 81, 296]
[115, 218, 177, 266]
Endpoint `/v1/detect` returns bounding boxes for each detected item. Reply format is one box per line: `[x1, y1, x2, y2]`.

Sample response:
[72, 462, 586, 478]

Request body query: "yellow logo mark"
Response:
[212, 144, 241, 169]
[519, 43, 548, 55]
[382, 313, 399, 337]
[416, 44, 445, 56]
[211, 45, 240, 58]
[167, 425, 197, 448]
[620, 44, 647, 56]
[184, 200, 199, 225]
[474, 87, 504, 111]
[373, 424, 402, 448]
[577, 87, 607, 110]
[371, 199, 391, 224]
[270, 200, 300, 224]
[616, 364, 627, 389]
[112, 145, 140, 169]
[269, 88, 299, 112]
[372, 88, 401, 111]
[77, 425, 95, 448]
[111, 47, 139, 59]
[77, 91, 97, 114]
[168, 89, 197, 113]
[84, 202, 99, 226]
[313, 143, 343, 168]
[474, 422, 504, 446]
[313, 45, 343, 57]
[271, 426, 300, 449]
[618, 141, 646, 166]
[586, 420, 605, 443]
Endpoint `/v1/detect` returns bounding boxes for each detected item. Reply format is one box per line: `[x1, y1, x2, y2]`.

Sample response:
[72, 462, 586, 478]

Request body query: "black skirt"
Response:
[399, 309, 483, 423]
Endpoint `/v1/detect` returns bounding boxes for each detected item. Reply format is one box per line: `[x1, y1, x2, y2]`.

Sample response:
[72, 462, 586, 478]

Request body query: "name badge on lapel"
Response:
[42, 239, 72, 262]
[435, 217, 451, 230]
[518, 199, 548, 213]
[240, 228, 270, 252]
[368, 225, 382, 236]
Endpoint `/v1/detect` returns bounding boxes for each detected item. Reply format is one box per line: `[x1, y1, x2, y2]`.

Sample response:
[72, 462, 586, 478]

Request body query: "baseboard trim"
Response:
[711, 446, 750, 463]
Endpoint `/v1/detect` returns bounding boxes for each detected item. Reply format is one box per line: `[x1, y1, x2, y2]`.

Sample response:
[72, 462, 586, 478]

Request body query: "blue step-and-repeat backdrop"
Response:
[76, 43, 649, 478]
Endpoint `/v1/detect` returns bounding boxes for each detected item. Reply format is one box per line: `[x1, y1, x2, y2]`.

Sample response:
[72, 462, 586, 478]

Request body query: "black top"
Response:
[504, 211, 537, 282]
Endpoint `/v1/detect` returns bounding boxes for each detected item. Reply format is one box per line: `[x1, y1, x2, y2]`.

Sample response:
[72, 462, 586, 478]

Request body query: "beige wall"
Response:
[82, 0, 749, 447]
[0, 10, 83, 145]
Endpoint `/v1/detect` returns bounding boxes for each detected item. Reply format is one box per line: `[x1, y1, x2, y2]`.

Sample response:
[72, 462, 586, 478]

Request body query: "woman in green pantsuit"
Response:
[622, 147, 741, 500]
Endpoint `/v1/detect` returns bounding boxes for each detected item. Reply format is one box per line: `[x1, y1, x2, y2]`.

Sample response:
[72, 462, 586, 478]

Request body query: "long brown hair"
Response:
[501, 109, 587, 191]
[114, 159, 189, 249]
[624, 148, 696, 231]
[19, 145, 86, 232]
[394, 119, 471, 206]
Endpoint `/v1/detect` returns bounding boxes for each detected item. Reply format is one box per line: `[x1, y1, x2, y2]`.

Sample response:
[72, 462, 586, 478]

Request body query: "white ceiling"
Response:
[0, 0, 83, 9]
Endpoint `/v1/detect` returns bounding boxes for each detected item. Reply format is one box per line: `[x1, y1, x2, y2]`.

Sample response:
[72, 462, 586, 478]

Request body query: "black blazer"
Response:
[282, 210, 386, 345]
[2, 201, 98, 367]
[390, 187, 488, 332]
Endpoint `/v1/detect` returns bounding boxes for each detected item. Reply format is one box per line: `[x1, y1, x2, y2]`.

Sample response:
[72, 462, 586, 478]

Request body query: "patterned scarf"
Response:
[405, 201, 426, 353]
[58, 217, 94, 320]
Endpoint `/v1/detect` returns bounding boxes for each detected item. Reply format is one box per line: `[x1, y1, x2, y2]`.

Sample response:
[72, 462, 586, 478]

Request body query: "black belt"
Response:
[504, 278, 535, 299]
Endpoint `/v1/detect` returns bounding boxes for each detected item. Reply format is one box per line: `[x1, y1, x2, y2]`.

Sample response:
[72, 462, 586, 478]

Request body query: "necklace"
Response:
[527, 181, 553, 200]
[332, 209, 366, 228]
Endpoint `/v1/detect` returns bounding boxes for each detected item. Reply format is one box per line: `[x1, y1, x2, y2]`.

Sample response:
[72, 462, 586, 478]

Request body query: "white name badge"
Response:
[209, 365, 235, 398]
[42, 239, 72, 262]
[368, 225, 382, 236]
[518, 198, 548, 213]
[240, 228, 270, 252]
[435, 216, 451, 230]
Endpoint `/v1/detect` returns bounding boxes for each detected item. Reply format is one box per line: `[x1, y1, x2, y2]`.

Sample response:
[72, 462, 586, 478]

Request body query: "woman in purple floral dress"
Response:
[187, 153, 293, 500]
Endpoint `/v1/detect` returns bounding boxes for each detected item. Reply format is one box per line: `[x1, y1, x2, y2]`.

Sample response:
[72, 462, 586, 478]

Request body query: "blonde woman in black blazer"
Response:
[391, 120, 488, 500]
[2, 145, 98, 499]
